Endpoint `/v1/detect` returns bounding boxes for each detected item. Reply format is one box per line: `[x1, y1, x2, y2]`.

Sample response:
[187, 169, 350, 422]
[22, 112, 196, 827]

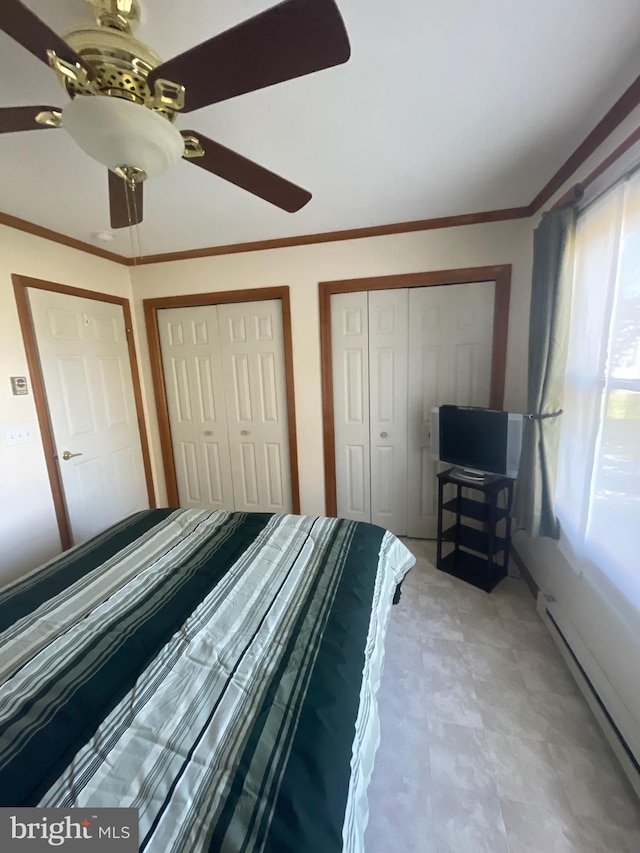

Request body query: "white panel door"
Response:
[407, 282, 495, 537]
[368, 289, 409, 535]
[158, 306, 234, 510]
[332, 291, 371, 524]
[28, 288, 149, 545]
[217, 300, 292, 513]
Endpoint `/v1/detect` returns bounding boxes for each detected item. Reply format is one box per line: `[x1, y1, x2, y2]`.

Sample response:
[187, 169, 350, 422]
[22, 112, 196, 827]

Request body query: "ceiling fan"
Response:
[0, 0, 351, 228]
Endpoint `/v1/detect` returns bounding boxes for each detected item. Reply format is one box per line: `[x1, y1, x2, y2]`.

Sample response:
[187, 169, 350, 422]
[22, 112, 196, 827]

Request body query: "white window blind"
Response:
[556, 170, 640, 606]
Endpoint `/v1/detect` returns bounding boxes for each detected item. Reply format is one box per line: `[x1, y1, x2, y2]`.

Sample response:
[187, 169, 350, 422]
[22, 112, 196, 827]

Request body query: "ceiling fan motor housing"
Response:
[62, 24, 181, 121]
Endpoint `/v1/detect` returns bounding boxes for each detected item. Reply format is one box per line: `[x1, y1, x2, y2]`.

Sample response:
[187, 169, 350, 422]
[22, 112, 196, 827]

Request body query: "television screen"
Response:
[431, 405, 523, 479]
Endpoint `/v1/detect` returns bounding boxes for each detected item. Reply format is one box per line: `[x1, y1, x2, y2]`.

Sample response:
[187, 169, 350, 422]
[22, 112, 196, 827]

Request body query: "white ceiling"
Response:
[1, 0, 640, 258]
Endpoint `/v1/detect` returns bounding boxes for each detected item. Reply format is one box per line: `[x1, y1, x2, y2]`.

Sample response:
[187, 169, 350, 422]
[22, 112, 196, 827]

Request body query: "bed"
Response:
[0, 509, 414, 852]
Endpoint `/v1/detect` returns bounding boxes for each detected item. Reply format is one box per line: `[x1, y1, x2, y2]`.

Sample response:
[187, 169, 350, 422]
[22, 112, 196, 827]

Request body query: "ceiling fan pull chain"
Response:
[134, 220, 142, 264]
[124, 179, 142, 263]
[124, 178, 132, 226]
[132, 199, 142, 263]
[124, 179, 135, 258]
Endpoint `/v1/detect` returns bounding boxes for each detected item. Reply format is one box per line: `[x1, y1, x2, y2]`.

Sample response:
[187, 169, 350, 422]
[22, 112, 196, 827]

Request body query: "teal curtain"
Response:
[513, 206, 577, 538]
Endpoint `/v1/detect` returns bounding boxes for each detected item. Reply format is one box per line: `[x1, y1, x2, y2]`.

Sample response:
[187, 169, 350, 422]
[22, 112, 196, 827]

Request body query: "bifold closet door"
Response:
[158, 300, 291, 513]
[406, 282, 495, 538]
[332, 281, 496, 539]
[332, 289, 409, 535]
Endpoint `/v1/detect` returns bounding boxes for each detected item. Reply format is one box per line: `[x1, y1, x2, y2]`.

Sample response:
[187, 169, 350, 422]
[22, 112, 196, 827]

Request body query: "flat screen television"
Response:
[431, 405, 524, 480]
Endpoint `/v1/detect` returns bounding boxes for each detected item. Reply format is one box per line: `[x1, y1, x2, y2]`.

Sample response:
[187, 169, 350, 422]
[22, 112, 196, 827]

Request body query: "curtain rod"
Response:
[546, 185, 584, 213]
[525, 410, 563, 420]
[544, 123, 640, 215]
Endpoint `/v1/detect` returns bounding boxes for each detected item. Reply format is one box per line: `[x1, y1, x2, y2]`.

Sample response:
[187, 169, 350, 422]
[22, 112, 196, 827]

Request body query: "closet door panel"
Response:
[368, 289, 409, 535]
[218, 300, 291, 513]
[158, 306, 235, 510]
[332, 292, 371, 522]
[451, 282, 495, 406]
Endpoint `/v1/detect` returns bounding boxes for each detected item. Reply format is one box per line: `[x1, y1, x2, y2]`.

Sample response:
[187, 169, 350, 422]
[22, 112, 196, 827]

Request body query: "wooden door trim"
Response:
[144, 287, 300, 513]
[319, 265, 512, 517]
[12, 273, 156, 551]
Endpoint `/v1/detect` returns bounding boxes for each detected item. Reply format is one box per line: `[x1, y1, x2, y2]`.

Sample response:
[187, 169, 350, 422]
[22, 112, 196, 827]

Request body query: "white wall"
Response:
[0, 225, 133, 585]
[129, 219, 533, 514]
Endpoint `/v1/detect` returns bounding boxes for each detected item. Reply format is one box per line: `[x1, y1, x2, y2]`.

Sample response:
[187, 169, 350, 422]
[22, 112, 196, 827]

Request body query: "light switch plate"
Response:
[5, 426, 32, 446]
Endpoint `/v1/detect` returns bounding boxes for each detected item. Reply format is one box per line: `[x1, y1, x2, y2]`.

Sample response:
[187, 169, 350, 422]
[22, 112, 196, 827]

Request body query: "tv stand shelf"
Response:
[441, 523, 507, 555]
[436, 468, 514, 593]
[441, 496, 509, 524]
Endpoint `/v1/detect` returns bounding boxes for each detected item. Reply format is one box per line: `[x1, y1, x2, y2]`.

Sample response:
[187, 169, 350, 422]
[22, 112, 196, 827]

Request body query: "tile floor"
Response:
[364, 538, 640, 853]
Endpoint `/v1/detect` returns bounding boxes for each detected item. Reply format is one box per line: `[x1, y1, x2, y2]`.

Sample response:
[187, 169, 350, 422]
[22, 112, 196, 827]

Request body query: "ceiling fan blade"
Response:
[149, 0, 350, 113]
[108, 170, 144, 229]
[0, 0, 94, 75]
[0, 106, 61, 133]
[181, 131, 311, 212]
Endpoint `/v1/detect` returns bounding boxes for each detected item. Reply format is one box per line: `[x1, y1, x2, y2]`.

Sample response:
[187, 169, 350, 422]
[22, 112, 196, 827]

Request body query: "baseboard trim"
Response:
[512, 543, 639, 798]
[545, 607, 640, 779]
[537, 592, 640, 799]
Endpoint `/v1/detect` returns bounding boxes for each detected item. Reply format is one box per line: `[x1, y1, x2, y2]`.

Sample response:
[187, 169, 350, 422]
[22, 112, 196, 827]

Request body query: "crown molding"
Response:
[0, 206, 531, 267]
[0, 210, 128, 264]
[130, 207, 530, 265]
[529, 70, 640, 213]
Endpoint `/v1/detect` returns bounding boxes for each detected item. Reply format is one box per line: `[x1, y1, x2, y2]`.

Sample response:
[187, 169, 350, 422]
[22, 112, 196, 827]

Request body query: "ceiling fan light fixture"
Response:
[62, 95, 184, 178]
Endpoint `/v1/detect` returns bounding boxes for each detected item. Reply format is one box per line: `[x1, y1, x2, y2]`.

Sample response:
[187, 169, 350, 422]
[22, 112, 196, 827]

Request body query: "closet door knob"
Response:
[380, 431, 388, 438]
[240, 430, 250, 436]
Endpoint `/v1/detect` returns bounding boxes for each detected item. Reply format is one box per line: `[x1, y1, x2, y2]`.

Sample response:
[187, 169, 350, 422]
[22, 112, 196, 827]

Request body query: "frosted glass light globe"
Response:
[63, 95, 184, 177]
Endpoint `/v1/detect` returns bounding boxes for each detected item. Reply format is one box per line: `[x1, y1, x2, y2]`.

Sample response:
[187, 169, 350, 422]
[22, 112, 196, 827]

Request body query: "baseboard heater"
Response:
[537, 592, 640, 798]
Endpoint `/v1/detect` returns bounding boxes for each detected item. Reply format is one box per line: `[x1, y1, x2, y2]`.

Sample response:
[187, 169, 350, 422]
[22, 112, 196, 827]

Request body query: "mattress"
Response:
[0, 509, 414, 852]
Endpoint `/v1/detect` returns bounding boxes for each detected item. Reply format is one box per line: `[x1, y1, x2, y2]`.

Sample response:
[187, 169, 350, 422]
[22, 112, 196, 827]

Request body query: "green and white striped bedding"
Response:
[0, 510, 414, 852]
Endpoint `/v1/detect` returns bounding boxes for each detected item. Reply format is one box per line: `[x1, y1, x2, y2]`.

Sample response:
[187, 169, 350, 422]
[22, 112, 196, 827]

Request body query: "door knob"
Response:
[240, 430, 250, 436]
[61, 450, 83, 460]
[380, 431, 388, 438]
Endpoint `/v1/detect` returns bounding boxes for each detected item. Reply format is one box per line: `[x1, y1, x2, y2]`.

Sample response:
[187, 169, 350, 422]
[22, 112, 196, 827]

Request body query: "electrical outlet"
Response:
[4, 426, 33, 446]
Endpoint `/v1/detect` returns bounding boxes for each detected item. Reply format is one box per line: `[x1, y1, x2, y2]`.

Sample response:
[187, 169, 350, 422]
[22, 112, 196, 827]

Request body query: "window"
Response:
[555, 171, 640, 606]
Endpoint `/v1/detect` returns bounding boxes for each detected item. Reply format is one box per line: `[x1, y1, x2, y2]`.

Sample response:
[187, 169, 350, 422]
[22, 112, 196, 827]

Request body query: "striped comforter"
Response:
[0, 510, 414, 852]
